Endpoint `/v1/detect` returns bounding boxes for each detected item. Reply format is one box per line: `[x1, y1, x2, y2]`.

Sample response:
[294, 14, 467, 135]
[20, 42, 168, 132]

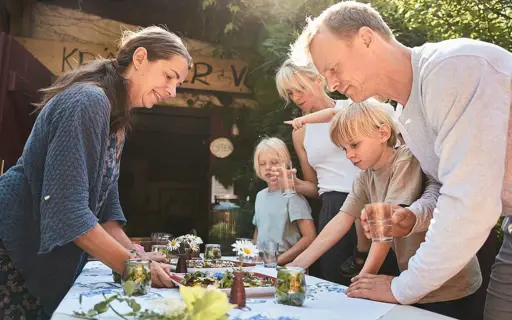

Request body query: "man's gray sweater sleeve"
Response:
[406, 173, 440, 235]
[391, 56, 511, 304]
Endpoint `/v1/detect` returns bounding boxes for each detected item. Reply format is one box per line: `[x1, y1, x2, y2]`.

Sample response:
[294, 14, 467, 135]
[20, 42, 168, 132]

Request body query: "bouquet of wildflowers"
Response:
[168, 234, 203, 254]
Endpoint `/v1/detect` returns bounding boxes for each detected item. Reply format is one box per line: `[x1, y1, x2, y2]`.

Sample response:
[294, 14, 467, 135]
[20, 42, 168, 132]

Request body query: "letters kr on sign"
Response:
[16, 37, 251, 94]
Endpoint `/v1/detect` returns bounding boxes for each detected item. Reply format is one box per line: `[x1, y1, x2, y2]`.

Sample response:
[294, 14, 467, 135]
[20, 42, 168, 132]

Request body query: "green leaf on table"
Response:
[127, 298, 142, 312]
[123, 280, 136, 296]
[93, 301, 109, 314]
[104, 294, 118, 304]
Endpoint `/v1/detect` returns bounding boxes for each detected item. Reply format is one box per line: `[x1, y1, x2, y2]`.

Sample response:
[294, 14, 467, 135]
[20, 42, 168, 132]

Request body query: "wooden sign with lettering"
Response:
[15, 37, 251, 94]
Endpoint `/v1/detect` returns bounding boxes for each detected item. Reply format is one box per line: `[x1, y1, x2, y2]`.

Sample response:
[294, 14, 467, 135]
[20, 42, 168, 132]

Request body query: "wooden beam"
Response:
[0, 0, 10, 33]
[4, 0, 22, 19]
[16, 37, 252, 94]
[6, 0, 36, 37]
[41, 0, 198, 36]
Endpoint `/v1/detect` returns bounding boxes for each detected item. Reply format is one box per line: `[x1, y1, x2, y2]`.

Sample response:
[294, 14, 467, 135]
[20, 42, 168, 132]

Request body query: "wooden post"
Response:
[6, 0, 36, 37]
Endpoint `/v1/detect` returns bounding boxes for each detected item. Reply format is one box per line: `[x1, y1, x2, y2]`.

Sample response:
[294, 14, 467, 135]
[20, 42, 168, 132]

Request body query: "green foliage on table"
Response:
[73, 285, 235, 320]
[74, 294, 142, 319]
[180, 271, 273, 289]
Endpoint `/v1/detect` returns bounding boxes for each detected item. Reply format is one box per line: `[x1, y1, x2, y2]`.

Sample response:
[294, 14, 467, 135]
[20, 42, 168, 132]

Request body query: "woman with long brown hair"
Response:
[0, 26, 192, 319]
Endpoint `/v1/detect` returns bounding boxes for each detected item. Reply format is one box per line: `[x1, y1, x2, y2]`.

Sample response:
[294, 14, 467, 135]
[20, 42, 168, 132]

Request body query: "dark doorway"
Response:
[119, 106, 211, 242]
[0, 33, 54, 171]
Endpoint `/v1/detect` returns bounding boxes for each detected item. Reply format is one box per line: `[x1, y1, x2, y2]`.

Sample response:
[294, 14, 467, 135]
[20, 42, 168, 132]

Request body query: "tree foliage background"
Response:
[200, 0, 510, 242]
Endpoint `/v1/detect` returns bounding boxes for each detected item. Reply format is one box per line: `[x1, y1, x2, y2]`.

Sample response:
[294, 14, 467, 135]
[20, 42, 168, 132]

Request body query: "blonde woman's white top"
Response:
[303, 100, 360, 194]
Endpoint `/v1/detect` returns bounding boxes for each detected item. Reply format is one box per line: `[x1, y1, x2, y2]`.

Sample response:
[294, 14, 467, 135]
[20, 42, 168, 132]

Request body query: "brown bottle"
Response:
[176, 254, 188, 273]
[229, 270, 246, 308]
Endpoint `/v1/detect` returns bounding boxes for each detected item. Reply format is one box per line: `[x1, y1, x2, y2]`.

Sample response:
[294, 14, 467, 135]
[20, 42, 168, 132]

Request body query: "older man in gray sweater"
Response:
[290, 2, 512, 319]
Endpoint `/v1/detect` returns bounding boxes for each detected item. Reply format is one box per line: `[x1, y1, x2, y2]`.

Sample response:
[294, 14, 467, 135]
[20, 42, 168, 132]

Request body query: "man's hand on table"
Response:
[361, 205, 417, 238]
[345, 274, 399, 304]
[150, 261, 175, 288]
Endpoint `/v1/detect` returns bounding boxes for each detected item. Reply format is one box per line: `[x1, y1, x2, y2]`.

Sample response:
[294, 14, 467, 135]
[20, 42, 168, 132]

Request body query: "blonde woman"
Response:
[275, 59, 366, 284]
[252, 137, 317, 265]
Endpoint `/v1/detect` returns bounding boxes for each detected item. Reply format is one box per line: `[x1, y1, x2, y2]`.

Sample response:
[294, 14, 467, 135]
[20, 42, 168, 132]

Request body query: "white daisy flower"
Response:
[189, 242, 200, 252]
[194, 236, 203, 245]
[231, 240, 259, 258]
[168, 239, 181, 251]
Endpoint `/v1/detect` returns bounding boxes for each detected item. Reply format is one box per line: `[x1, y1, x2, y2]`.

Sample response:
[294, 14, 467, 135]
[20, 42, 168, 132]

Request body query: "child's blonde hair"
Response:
[330, 99, 397, 148]
[275, 58, 330, 106]
[253, 137, 291, 179]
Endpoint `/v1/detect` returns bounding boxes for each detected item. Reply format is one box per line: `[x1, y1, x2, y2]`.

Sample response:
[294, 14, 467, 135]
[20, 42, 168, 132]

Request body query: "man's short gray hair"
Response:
[290, 1, 393, 66]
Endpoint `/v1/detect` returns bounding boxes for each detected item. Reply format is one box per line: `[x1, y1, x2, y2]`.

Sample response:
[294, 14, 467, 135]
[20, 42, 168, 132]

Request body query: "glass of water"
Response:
[259, 241, 279, 268]
[277, 160, 296, 197]
[365, 203, 393, 242]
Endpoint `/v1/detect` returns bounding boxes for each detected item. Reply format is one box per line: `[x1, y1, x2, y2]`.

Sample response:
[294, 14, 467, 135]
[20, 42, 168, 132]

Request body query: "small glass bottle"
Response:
[122, 259, 151, 296]
[275, 267, 306, 306]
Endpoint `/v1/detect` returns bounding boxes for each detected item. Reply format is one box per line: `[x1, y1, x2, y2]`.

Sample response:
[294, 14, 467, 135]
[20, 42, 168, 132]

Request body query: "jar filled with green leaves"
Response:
[122, 259, 151, 296]
[151, 244, 170, 258]
[204, 244, 222, 260]
[275, 266, 306, 306]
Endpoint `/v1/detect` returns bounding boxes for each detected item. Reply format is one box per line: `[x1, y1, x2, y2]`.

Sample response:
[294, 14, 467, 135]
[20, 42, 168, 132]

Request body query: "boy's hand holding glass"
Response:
[361, 205, 417, 239]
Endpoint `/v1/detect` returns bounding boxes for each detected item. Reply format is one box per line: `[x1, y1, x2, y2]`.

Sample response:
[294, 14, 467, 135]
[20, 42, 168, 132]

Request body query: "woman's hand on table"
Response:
[345, 274, 399, 304]
[139, 251, 169, 263]
[150, 261, 175, 288]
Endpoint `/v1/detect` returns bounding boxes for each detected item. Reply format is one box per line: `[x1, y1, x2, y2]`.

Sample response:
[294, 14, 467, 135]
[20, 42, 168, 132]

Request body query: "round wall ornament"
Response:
[210, 137, 234, 158]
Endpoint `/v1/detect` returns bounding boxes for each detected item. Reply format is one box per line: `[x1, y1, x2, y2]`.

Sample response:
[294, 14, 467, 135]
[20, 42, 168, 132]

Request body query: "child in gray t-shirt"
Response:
[252, 137, 317, 266]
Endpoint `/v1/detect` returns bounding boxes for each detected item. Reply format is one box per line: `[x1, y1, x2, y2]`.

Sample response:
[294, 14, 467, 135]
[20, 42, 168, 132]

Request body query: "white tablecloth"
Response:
[52, 261, 453, 320]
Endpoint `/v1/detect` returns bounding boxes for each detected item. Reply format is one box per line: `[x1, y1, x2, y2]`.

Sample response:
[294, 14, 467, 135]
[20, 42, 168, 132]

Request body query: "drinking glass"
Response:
[151, 232, 172, 245]
[277, 160, 296, 197]
[259, 241, 279, 268]
[365, 203, 393, 242]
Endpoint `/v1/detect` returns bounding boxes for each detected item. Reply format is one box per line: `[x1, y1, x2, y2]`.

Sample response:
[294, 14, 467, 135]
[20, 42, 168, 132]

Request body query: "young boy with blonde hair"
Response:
[287, 100, 482, 319]
[252, 137, 317, 265]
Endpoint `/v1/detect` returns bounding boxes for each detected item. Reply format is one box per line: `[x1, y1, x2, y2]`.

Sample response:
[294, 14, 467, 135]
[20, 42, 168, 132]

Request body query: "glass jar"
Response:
[113, 249, 138, 283]
[209, 195, 242, 255]
[122, 259, 151, 296]
[151, 244, 170, 258]
[275, 267, 306, 306]
[204, 244, 222, 260]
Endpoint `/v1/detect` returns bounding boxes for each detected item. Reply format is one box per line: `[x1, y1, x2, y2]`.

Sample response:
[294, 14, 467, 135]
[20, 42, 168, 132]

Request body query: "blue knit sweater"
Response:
[0, 83, 127, 315]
